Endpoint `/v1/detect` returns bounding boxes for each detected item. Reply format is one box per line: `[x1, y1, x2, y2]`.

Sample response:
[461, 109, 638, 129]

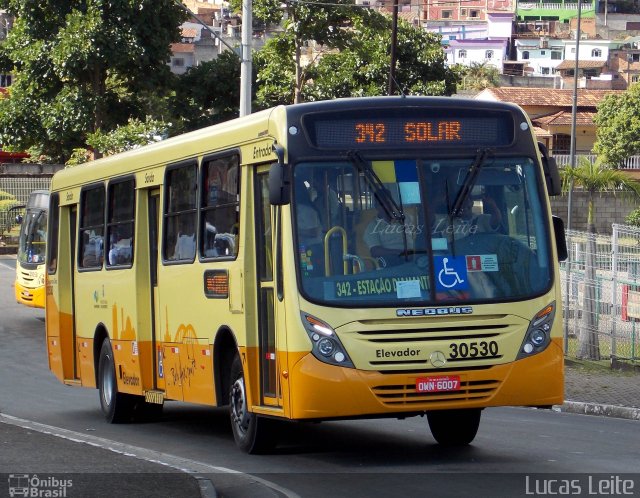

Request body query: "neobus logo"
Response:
[396, 307, 473, 316]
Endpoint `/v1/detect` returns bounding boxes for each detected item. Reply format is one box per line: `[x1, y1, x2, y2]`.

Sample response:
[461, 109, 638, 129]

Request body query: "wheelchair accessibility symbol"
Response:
[434, 256, 469, 291]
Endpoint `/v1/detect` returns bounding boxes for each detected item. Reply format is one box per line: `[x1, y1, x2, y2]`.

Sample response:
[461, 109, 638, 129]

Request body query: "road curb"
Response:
[560, 401, 640, 421]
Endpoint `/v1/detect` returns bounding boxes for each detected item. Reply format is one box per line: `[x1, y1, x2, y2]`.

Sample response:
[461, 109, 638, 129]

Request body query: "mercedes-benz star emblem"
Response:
[430, 351, 447, 367]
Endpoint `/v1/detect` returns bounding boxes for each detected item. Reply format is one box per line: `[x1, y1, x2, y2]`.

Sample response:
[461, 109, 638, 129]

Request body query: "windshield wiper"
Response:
[347, 151, 405, 223]
[450, 148, 492, 217]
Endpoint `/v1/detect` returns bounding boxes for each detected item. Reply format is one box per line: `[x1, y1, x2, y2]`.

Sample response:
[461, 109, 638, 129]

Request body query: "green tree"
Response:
[171, 51, 242, 133]
[303, 15, 456, 101]
[459, 62, 500, 91]
[593, 83, 640, 168]
[253, 10, 458, 107]
[232, 0, 367, 104]
[66, 117, 171, 165]
[562, 158, 640, 359]
[0, 0, 187, 163]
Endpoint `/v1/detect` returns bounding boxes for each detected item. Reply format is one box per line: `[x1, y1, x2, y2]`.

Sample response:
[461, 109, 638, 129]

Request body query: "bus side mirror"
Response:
[15, 214, 23, 224]
[538, 142, 562, 196]
[553, 215, 568, 261]
[268, 161, 290, 206]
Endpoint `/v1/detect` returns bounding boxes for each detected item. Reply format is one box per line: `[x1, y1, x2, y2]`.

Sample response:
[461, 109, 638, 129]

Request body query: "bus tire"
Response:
[427, 408, 482, 446]
[98, 338, 135, 423]
[229, 355, 276, 454]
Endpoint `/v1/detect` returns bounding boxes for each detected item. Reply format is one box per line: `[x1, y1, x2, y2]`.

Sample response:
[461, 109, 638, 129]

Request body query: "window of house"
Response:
[633, 75, 639, 83]
[522, 51, 530, 60]
[553, 134, 571, 154]
[470, 10, 479, 17]
[485, 50, 494, 59]
[541, 67, 550, 75]
[172, 58, 185, 67]
[442, 10, 452, 18]
[106, 178, 135, 268]
[200, 154, 240, 259]
[551, 51, 562, 60]
[79, 184, 105, 270]
[459, 50, 467, 59]
[460, 8, 467, 15]
[540, 50, 546, 55]
[0, 74, 11, 87]
[633, 54, 640, 63]
[164, 161, 198, 262]
[591, 49, 602, 57]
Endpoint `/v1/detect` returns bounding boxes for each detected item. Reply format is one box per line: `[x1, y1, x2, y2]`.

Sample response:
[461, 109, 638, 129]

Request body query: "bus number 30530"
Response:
[449, 341, 499, 359]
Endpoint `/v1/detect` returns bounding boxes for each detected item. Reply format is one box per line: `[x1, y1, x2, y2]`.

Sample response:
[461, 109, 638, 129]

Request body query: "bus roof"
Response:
[50, 96, 526, 192]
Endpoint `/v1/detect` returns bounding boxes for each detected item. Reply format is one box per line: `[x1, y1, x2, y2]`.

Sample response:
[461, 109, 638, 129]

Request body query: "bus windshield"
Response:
[17, 208, 48, 265]
[293, 156, 552, 306]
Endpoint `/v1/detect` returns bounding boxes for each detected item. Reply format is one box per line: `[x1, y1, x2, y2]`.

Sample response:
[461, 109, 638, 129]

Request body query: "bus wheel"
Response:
[98, 338, 135, 423]
[427, 408, 481, 446]
[229, 355, 276, 454]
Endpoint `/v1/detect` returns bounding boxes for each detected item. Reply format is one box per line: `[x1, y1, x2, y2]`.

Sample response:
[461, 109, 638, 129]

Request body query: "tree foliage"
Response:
[171, 51, 242, 133]
[593, 83, 640, 168]
[66, 117, 170, 165]
[0, 0, 187, 163]
[253, 9, 458, 108]
[458, 62, 500, 91]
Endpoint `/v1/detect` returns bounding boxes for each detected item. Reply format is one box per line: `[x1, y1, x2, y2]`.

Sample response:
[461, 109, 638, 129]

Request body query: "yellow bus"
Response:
[45, 97, 567, 453]
[15, 189, 49, 308]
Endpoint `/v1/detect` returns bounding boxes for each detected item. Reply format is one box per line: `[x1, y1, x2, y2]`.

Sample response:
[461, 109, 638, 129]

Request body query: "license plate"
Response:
[416, 375, 461, 393]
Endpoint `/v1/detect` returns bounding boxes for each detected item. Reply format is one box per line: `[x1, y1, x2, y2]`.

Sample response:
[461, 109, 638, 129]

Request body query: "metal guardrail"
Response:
[561, 224, 640, 364]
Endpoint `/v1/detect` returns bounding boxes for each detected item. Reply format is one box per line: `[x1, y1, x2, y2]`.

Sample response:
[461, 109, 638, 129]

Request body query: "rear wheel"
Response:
[427, 408, 482, 446]
[98, 338, 136, 423]
[229, 355, 276, 454]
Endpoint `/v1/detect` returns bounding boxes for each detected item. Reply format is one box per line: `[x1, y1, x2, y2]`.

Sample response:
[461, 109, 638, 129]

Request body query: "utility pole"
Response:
[567, 0, 583, 232]
[564, 0, 582, 353]
[388, 0, 399, 96]
[240, 0, 252, 116]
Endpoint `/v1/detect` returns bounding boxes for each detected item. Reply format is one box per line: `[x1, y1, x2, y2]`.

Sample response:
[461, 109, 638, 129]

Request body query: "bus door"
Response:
[147, 189, 164, 392]
[48, 201, 79, 383]
[69, 206, 78, 379]
[254, 168, 285, 409]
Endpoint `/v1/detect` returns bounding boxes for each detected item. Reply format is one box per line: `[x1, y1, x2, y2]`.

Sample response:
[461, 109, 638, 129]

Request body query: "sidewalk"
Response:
[562, 358, 640, 420]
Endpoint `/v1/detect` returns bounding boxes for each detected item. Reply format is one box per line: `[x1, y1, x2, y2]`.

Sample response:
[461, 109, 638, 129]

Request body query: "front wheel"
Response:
[427, 408, 482, 446]
[229, 355, 276, 454]
[98, 338, 136, 423]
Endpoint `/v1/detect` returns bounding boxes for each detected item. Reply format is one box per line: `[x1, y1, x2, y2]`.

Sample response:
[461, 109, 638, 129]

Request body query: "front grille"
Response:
[372, 379, 500, 406]
[339, 314, 526, 370]
[357, 324, 508, 343]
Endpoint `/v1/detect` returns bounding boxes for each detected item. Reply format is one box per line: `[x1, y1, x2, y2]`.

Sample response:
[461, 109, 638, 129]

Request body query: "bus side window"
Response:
[79, 185, 105, 269]
[47, 193, 60, 274]
[200, 154, 240, 259]
[106, 178, 135, 267]
[164, 161, 198, 262]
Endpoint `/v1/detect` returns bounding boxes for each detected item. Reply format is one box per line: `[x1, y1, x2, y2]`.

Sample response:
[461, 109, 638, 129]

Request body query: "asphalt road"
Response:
[2, 256, 640, 497]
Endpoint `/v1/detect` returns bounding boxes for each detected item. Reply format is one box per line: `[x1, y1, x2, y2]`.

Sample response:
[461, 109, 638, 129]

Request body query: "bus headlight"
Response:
[517, 302, 556, 359]
[301, 312, 354, 368]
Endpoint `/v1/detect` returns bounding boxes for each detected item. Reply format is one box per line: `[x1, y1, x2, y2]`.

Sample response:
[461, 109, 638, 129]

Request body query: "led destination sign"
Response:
[304, 108, 514, 149]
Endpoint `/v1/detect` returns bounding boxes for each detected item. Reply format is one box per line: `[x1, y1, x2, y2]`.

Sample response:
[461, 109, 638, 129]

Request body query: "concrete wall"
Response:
[550, 191, 640, 234]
